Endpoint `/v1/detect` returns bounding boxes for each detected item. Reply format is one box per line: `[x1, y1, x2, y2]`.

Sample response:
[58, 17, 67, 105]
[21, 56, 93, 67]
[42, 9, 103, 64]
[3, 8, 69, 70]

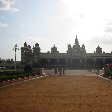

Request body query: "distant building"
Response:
[21, 35, 112, 69]
[67, 35, 86, 54]
[96, 45, 102, 53]
[0, 58, 15, 69]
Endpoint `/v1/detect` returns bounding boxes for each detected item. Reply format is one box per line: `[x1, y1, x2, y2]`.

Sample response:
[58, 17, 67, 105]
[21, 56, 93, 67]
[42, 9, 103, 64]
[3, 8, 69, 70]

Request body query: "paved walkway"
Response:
[43, 69, 95, 76]
[64, 70, 95, 76]
[0, 70, 112, 112]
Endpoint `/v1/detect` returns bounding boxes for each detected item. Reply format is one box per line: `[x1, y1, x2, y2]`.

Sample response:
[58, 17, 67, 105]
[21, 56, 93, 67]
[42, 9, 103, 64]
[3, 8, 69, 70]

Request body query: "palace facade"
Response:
[21, 36, 112, 69]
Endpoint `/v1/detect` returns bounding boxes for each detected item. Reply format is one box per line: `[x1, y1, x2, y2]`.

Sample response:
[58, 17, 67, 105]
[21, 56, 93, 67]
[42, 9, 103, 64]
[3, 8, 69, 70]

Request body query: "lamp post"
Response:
[13, 44, 19, 71]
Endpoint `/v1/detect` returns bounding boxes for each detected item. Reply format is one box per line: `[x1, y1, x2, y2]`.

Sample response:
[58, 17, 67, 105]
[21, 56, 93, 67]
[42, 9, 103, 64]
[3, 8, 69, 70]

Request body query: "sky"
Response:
[0, 0, 112, 61]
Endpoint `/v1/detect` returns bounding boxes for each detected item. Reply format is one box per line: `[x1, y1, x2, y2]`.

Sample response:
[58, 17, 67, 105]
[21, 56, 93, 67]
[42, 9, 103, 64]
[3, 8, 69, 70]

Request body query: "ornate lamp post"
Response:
[13, 44, 19, 71]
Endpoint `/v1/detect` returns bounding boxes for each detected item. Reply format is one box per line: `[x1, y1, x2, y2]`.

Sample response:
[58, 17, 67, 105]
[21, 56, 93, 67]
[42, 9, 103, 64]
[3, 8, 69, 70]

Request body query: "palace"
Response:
[21, 36, 112, 69]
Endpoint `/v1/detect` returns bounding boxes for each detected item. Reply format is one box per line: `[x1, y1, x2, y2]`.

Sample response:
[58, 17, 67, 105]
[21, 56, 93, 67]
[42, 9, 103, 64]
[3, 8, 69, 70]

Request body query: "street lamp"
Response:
[13, 44, 19, 71]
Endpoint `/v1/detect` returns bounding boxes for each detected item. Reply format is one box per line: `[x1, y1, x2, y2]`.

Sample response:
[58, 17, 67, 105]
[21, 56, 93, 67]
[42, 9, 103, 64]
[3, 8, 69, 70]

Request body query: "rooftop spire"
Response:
[75, 35, 79, 45]
[76, 35, 77, 39]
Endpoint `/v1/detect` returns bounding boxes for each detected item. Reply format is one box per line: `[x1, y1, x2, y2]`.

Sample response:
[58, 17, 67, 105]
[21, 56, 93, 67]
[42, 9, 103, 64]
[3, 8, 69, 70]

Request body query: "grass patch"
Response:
[0, 68, 41, 82]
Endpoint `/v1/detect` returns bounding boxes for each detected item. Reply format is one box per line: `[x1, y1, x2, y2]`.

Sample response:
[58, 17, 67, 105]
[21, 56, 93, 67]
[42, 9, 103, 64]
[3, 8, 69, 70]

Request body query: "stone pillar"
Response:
[80, 58, 82, 69]
[80, 59, 82, 64]
[57, 59, 59, 64]
[103, 58, 105, 65]
[65, 59, 68, 68]
[66, 59, 68, 64]
[93, 58, 96, 68]
[84, 58, 87, 70]
[93, 58, 96, 73]
[47, 59, 50, 68]
[56, 59, 59, 68]
[70, 59, 72, 68]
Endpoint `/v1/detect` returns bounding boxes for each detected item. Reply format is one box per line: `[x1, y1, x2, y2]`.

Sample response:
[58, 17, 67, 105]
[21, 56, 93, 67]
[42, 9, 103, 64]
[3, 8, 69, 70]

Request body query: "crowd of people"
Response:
[54, 68, 65, 75]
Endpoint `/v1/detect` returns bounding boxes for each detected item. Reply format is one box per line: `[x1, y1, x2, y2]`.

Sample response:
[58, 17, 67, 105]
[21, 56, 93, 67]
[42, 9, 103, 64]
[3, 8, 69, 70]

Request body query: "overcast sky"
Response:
[0, 0, 112, 61]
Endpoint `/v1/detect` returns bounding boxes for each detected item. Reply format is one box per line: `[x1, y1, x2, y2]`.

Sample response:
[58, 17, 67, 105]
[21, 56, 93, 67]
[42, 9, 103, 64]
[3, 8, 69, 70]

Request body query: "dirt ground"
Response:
[0, 70, 112, 112]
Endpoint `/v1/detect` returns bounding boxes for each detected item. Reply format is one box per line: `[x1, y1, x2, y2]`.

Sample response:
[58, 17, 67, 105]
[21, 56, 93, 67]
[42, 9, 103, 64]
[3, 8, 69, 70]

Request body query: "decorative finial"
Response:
[76, 35, 77, 39]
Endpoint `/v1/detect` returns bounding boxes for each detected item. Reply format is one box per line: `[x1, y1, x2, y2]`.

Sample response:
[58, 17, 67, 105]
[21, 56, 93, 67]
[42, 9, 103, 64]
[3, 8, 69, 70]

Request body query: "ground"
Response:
[0, 70, 112, 112]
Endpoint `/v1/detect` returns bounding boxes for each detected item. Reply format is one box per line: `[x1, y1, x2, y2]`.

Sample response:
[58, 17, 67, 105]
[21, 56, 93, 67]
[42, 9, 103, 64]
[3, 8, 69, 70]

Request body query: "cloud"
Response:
[104, 26, 112, 33]
[89, 33, 112, 45]
[91, 19, 112, 46]
[20, 35, 53, 52]
[106, 20, 112, 26]
[104, 20, 112, 33]
[0, 22, 8, 27]
[86, 33, 112, 53]
[0, 0, 18, 12]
